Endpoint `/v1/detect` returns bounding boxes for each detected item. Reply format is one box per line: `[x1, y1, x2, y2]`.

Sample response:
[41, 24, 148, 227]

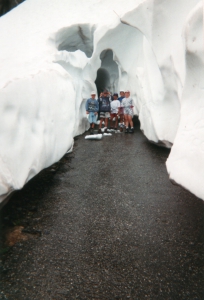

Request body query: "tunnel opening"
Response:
[95, 68, 110, 95]
[95, 49, 119, 95]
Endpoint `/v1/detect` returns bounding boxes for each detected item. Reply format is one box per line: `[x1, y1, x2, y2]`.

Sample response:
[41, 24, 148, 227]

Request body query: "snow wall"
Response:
[0, 0, 203, 204]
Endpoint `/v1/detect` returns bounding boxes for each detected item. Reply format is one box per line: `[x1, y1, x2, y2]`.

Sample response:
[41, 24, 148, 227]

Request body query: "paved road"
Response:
[1, 120, 204, 299]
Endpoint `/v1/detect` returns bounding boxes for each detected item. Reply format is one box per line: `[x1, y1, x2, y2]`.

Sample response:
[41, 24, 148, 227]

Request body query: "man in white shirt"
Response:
[110, 93, 121, 130]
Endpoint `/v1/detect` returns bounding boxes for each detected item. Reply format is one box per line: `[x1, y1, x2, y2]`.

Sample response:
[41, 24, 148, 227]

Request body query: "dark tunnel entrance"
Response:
[95, 49, 119, 96]
[95, 68, 110, 95]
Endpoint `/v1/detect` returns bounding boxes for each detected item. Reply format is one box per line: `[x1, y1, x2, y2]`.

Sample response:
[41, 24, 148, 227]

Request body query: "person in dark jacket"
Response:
[98, 89, 112, 133]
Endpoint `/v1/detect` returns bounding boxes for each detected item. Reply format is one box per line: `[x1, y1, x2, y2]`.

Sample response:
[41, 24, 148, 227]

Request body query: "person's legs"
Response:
[88, 113, 93, 134]
[103, 112, 110, 132]
[90, 114, 97, 134]
[105, 117, 109, 132]
[88, 113, 95, 133]
[127, 115, 134, 133]
[124, 114, 129, 133]
[98, 116, 105, 133]
[110, 114, 114, 128]
[89, 123, 93, 134]
[92, 113, 97, 128]
[128, 115, 133, 128]
[115, 115, 118, 129]
[99, 118, 104, 128]
[88, 113, 92, 132]
[110, 114, 117, 129]
[119, 113, 124, 132]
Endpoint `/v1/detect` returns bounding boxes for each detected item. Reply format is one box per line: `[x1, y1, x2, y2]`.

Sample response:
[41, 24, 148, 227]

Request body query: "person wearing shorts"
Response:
[110, 93, 120, 130]
[98, 89, 112, 133]
[118, 90, 125, 132]
[85, 91, 99, 134]
[122, 90, 134, 133]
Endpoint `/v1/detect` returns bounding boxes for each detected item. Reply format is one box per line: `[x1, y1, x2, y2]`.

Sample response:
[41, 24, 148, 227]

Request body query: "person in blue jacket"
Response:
[85, 91, 99, 134]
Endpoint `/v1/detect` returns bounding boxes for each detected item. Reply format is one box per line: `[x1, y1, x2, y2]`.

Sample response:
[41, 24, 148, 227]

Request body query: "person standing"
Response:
[110, 93, 120, 130]
[85, 91, 99, 134]
[118, 90, 125, 132]
[122, 90, 134, 133]
[98, 89, 112, 133]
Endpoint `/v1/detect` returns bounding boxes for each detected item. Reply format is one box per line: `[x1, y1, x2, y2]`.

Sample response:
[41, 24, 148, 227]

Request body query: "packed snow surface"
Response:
[0, 0, 203, 203]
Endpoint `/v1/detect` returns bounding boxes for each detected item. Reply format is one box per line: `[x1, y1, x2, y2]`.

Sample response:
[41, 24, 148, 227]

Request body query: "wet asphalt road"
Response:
[0, 120, 204, 299]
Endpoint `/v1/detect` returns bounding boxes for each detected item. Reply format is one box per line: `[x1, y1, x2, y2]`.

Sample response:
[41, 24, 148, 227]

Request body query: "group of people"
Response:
[85, 89, 134, 134]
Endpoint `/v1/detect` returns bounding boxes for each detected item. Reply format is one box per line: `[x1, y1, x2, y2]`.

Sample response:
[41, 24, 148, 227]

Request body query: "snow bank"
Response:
[0, 0, 203, 202]
[166, 2, 204, 199]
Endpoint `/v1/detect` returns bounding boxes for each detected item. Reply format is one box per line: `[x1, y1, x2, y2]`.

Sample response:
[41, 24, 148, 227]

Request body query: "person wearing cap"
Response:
[110, 93, 120, 130]
[98, 89, 112, 133]
[118, 90, 125, 132]
[122, 90, 134, 133]
[85, 91, 99, 134]
[118, 90, 125, 102]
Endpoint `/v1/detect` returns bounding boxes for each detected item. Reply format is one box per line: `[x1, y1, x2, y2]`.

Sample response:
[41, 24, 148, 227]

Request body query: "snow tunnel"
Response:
[95, 49, 119, 95]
